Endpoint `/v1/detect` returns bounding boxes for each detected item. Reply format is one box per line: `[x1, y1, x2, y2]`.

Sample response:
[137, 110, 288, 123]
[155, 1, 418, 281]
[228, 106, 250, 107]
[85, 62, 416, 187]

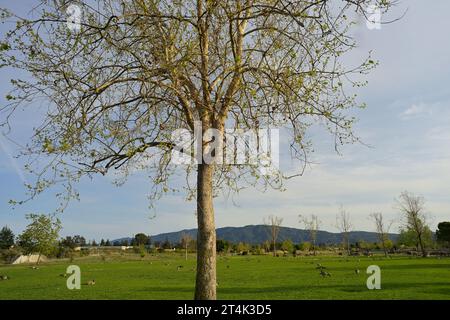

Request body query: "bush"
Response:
[138, 245, 146, 258]
[253, 247, 266, 255]
[0, 248, 22, 264]
[56, 246, 74, 259]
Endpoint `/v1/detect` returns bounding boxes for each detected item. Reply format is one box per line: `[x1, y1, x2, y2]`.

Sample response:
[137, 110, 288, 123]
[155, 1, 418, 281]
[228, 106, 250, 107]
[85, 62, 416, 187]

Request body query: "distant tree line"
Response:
[1, 192, 450, 264]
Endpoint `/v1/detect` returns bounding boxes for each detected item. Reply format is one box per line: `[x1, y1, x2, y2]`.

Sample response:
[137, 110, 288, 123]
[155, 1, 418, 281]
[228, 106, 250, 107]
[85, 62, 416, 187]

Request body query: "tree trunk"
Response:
[194, 163, 217, 300]
[417, 234, 427, 257]
[382, 241, 388, 257]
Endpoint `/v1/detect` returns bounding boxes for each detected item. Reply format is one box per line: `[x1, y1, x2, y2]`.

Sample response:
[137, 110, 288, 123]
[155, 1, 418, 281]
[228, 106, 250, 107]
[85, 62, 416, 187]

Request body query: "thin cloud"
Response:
[400, 103, 432, 119]
[0, 134, 27, 184]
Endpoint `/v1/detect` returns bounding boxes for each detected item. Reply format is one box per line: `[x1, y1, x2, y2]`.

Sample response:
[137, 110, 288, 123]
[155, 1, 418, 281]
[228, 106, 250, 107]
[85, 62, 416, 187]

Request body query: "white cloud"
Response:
[400, 103, 432, 119]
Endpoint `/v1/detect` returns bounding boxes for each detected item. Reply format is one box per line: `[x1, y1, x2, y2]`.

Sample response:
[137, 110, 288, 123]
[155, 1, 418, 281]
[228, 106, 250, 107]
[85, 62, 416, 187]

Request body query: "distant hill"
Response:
[114, 225, 398, 245]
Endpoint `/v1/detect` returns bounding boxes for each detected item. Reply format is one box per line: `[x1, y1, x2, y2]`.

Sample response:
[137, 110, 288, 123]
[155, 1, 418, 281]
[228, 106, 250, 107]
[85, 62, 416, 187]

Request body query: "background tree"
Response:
[264, 215, 283, 256]
[396, 191, 430, 257]
[263, 240, 271, 254]
[0, 226, 15, 249]
[369, 212, 392, 257]
[236, 242, 250, 254]
[180, 232, 193, 260]
[135, 233, 150, 246]
[60, 236, 76, 249]
[397, 227, 434, 252]
[162, 238, 172, 250]
[335, 205, 353, 255]
[216, 239, 231, 254]
[0, 0, 394, 299]
[72, 235, 86, 247]
[61, 235, 86, 249]
[281, 239, 294, 254]
[18, 214, 61, 264]
[299, 241, 311, 252]
[397, 229, 416, 248]
[436, 222, 450, 248]
[299, 214, 320, 256]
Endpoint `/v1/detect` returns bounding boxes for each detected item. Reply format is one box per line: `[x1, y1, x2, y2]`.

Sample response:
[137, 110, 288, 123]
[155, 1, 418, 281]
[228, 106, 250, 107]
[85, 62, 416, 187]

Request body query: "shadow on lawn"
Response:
[217, 281, 449, 295]
[375, 263, 450, 271]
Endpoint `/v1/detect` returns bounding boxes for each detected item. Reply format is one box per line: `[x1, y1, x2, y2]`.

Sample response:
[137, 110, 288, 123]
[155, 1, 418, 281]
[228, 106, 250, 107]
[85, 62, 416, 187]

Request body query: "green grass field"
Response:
[1, 254, 449, 300]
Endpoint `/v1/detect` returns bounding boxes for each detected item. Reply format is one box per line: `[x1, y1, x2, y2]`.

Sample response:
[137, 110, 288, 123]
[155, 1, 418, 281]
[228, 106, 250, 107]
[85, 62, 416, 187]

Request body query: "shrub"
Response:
[139, 245, 146, 258]
[56, 245, 74, 259]
[0, 248, 22, 264]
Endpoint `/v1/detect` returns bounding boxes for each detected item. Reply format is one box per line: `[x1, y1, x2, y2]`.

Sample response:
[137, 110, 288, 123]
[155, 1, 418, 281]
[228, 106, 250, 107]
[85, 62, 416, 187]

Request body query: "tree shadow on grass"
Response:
[216, 281, 450, 295]
[135, 286, 194, 293]
[375, 263, 450, 271]
[125, 282, 450, 300]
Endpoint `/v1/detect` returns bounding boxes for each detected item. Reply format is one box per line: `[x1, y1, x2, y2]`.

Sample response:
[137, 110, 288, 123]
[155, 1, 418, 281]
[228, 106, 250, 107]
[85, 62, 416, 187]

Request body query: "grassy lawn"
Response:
[0, 254, 449, 300]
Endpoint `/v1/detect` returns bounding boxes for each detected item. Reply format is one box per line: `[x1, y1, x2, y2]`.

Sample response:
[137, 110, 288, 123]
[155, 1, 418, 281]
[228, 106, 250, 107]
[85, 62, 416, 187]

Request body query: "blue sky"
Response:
[1, 0, 450, 241]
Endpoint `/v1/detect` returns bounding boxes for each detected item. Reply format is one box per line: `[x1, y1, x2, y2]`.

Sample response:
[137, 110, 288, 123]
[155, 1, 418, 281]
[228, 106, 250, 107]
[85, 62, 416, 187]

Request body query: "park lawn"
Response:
[0, 254, 449, 300]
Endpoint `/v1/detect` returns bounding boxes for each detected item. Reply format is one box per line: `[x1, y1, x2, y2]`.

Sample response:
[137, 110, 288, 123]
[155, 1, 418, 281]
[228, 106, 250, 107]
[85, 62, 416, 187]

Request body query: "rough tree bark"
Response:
[195, 162, 216, 300]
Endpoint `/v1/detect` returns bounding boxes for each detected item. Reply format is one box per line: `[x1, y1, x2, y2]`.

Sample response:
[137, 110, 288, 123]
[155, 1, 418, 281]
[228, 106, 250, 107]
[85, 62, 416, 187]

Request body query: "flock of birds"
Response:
[0, 259, 364, 284]
[1, 266, 41, 281]
[58, 272, 96, 285]
[315, 263, 361, 278]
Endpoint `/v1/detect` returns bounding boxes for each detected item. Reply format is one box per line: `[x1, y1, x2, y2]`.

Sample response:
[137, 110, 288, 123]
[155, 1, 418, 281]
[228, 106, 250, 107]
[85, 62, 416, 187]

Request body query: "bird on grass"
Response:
[84, 280, 96, 286]
[319, 269, 331, 277]
[315, 263, 326, 270]
[316, 264, 331, 277]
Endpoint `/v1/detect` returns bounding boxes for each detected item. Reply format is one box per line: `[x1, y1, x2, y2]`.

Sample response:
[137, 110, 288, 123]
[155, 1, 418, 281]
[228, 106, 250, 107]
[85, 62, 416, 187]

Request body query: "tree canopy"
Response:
[134, 233, 150, 246]
[0, 0, 393, 207]
[436, 222, 450, 246]
[17, 213, 62, 260]
[0, 226, 15, 249]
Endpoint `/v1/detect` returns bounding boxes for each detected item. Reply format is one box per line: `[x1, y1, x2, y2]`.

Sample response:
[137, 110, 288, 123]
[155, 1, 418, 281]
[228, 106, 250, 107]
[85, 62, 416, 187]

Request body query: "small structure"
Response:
[12, 254, 47, 265]
[120, 246, 133, 251]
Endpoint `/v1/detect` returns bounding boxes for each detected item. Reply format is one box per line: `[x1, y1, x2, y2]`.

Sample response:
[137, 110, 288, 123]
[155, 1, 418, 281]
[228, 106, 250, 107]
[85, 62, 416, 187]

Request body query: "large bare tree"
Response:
[369, 212, 392, 257]
[336, 204, 352, 255]
[0, 0, 394, 299]
[299, 214, 320, 255]
[264, 215, 283, 256]
[396, 191, 429, 258]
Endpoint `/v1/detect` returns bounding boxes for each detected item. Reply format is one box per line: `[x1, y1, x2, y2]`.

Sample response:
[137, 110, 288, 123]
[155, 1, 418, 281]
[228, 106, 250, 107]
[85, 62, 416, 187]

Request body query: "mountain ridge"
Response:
[114, 224, 399, 245]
